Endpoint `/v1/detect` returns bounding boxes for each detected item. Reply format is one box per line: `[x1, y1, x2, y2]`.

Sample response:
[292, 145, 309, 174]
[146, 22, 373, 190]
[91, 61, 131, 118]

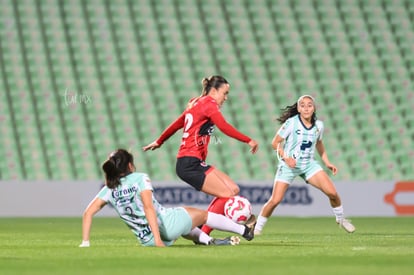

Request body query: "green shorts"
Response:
[275, 161, 323, 184]
[141, 207, 193, 247]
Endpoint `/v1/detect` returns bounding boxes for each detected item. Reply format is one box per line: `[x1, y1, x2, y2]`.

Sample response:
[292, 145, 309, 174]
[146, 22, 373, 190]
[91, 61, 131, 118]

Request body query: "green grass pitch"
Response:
[0, 217, 413, 275]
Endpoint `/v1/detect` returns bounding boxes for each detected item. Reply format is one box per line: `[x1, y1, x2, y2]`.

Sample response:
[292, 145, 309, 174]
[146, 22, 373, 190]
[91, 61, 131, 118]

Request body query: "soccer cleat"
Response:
[337, 218, 356, 233]
[253, 229, 262, 236]
[209, 236, 240, 246]
[242, 215, 257, 241]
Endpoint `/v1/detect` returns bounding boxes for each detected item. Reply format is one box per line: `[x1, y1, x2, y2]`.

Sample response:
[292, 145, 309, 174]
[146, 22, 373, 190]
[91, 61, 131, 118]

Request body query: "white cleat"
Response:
[338, 218, 356, 233]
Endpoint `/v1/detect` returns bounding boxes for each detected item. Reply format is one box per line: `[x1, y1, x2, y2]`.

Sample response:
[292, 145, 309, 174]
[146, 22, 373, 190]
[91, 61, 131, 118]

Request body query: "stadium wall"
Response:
[0, 180, 413, 217]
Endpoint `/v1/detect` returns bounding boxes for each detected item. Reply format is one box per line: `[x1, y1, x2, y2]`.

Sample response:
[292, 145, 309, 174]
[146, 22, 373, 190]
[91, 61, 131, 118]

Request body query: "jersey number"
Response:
[124, 206, 139, 220]
[183, 113, 193, 138]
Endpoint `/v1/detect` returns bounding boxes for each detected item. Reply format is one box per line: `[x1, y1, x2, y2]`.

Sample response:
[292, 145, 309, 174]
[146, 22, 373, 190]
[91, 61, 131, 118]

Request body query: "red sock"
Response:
[201, 197, 229, 235]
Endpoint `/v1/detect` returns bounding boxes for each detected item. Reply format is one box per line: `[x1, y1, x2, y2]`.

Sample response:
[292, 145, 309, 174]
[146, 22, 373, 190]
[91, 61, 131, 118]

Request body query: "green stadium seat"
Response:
[0, 78, 24, 179]
[0, 0, 413, 181]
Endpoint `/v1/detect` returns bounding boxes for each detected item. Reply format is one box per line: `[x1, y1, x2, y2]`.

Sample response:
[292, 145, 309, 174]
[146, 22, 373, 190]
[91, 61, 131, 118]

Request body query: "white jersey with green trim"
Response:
[277, 114, 324, 169]
[97, 172, 166, 243]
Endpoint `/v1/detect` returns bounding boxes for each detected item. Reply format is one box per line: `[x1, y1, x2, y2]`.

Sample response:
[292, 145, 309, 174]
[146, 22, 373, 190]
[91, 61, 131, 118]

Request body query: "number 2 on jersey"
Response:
[182, 113, 193, 139]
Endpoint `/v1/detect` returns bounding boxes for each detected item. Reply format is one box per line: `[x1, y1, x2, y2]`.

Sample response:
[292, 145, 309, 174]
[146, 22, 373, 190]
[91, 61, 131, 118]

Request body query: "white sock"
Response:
[184, 227, 212, 245]
[206, 212, 245, 235]
[255, 215, 268, 232]
[332, 205, 344, 222]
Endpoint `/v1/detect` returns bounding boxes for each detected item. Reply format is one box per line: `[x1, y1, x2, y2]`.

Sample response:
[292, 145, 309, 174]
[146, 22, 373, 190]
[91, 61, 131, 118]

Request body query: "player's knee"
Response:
[326, 191, 339, 201]
[222, 183, 240, 197]
[221, 187, 239, 198]
[200, 210, 209, 224]
[232, 185, 240, 196]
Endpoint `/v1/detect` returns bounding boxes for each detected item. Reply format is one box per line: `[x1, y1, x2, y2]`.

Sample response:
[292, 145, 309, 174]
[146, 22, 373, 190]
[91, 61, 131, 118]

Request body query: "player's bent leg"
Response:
[182, 208, 215, 245]
[255, 181, 289, 235]
[261, 181, 289, 216]
[202, 168, 239, 197]
[254, 181, 289, 235]
[199, 169, 239, 234]
[189, 209, 257, 241]
[307, 171, 355, 233]
[156, 207, 194, 244]
[184, 207, 208, 228]
[307, 170, 341, 207]
[183, 227, 212, 245]
[201, 197, 229, 234]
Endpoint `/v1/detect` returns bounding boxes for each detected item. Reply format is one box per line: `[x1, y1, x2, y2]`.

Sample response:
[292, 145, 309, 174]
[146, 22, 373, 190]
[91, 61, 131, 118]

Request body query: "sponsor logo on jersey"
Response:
[300, 140, 313, 151]
[112, 186, 137, 198]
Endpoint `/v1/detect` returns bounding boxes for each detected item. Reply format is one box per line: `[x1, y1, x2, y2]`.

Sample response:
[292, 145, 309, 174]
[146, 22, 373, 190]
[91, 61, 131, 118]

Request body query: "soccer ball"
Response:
[224, 196, 252, 224]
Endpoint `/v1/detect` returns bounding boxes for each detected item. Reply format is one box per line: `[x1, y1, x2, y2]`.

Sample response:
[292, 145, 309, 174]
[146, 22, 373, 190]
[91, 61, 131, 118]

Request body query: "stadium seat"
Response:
[0, 0, 413, 181]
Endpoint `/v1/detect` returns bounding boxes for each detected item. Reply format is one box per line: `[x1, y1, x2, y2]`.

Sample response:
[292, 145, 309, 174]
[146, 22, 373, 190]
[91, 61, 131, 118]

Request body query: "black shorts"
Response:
[175, 157, 214, 191]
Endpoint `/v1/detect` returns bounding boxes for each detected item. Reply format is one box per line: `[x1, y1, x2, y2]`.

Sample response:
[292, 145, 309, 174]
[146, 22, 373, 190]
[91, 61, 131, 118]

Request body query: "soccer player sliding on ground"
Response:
[80, 149, 256, 247]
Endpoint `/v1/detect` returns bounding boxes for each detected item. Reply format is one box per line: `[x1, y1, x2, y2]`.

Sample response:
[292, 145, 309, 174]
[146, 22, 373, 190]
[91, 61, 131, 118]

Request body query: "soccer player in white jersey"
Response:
[79, 149, 256, 248]
[254, 95, 355, 234]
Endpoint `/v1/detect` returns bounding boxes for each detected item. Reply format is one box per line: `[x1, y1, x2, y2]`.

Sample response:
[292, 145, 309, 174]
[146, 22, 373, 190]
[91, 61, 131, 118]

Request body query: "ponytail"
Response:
[277, 103, 299, 124]
[102, 149, 134, 189]
[202, 75, 228, 95]
[187, 75, 229, 110]
[102, 159, 121, 189]
[201, 77, 211, 96]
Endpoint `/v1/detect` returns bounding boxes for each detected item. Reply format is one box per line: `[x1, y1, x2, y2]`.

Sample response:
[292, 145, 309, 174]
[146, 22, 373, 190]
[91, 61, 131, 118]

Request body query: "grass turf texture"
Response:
[0, 217, 413, 275]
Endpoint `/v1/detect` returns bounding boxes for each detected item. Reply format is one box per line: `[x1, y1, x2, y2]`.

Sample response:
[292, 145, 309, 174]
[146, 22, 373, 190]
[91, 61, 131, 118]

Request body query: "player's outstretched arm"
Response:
[79, 198, 107, 247]
[143, 113, 186, 151]
[210, 112, 258, 153]
[142, 141, 161, 151]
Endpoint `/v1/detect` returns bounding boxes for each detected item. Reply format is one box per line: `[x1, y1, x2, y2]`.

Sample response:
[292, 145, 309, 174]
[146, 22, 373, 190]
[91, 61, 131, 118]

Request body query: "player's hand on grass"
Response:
[79, 240, 90, 248]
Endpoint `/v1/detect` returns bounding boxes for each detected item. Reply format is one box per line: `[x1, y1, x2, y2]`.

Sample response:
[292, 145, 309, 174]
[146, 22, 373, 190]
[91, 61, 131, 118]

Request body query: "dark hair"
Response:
[201, 75, 229, 96]
[102, 149, 134, 189]
[277, 103, 317, 124]
[187, 75, 229, 109]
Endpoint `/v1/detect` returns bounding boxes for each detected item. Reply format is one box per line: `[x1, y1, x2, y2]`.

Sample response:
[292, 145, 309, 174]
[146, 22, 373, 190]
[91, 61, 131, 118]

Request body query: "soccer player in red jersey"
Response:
[143, 75, 259, 235]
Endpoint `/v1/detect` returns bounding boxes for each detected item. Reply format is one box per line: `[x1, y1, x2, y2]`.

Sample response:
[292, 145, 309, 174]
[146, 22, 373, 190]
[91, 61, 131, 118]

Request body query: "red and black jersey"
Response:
[156, 96, 251, 161]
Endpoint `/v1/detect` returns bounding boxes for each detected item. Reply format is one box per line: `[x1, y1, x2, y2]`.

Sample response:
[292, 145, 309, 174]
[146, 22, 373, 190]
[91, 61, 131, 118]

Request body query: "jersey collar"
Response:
[297, 114, 315, 130]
